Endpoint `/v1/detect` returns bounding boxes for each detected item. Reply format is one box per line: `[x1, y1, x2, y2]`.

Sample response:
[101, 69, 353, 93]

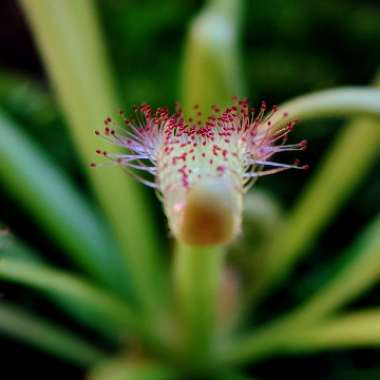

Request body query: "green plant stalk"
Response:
[0, 110, 129, 296]
[249, 86, 380, 303]
[0, 303, 106, 367]
[174, 243, 224, 366]
[176, 0, 244, 367]
[20, 0, 164, 314]
[181, 0, 245, 116]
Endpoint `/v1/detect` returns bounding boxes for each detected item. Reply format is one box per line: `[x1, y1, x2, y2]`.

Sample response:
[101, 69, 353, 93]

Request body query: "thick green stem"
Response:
[20, 0, 164, 314]
[174, 243, 224, 367]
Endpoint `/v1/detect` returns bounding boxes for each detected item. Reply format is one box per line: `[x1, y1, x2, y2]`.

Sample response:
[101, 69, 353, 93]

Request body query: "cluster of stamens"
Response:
[92, 97, 308, 243]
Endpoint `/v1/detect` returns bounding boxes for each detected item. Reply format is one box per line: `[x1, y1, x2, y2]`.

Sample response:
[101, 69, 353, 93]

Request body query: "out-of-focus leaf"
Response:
[287, 309, 380, 352]
[0, 109, 131, 297]
[20, 0, 165, 315]
[88, 359, 177, 380]
[224, 213, 380, 364]
[249, 85, 380, 303]
[287, 213, 380, 322]
[181, 0, 245, 115]
[0, 257, 142, 339]
[0, 303, 106, 366]
[221, 309, 380, 366]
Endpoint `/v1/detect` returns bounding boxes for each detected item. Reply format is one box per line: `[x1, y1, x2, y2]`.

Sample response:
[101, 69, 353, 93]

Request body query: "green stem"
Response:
[19, 0, 164, 314]
[174, 243, 224, 367]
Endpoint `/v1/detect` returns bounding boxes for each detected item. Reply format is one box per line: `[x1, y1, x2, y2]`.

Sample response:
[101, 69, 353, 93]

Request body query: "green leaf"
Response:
[20, 0, 165, 314]
[221, 213, 380, 367]
[249, 84, 380, 303]
[285, 213, 380, 323]
[287, 309, 380, 351]
[0, 109, 130, 296]
[181, 0, 245, 115]
[221, 309, 380, 366]
[0, 257, 142, 338]
[0, 303, 105, 367]
[89, 359, 177, 380]
[271, 86, 380, 127]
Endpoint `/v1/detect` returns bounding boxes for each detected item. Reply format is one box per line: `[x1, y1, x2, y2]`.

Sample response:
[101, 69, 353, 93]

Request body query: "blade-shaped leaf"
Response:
[0, 257, 142, 339]
[0, 303, 105, 366]
[20, 0, 165, 315]
[181, 0, 245, 115]
[89, 359, 177, 380]
[249, 83, 380, 303]
[0, 109, 131, 297]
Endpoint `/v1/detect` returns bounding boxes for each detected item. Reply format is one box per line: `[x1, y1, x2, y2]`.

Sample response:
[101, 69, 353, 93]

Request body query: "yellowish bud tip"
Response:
[178, 178, 242, 246]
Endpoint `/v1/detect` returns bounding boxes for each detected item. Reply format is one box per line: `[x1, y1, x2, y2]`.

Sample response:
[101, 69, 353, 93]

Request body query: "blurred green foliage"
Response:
[0, 0, 380, 379]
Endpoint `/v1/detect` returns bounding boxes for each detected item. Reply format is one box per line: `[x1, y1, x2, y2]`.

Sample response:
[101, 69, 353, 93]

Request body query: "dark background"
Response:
[0, 0, 380, 378]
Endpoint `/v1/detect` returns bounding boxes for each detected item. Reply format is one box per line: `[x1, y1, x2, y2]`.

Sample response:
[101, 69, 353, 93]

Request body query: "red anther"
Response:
[95, 130, 100, 135]
[117, 158, 123, 164]
[293, 158, 300, 165]
[283, 112, 289, 117]
[302, 164, 310, 170]
[96, 149, 101, 154]
[119, 110, 125, 116]
[90, 162, 96, 167]
[105, 127, 110, 135]
[102, 151, 108, 156]
[299, 139, 308, 150]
